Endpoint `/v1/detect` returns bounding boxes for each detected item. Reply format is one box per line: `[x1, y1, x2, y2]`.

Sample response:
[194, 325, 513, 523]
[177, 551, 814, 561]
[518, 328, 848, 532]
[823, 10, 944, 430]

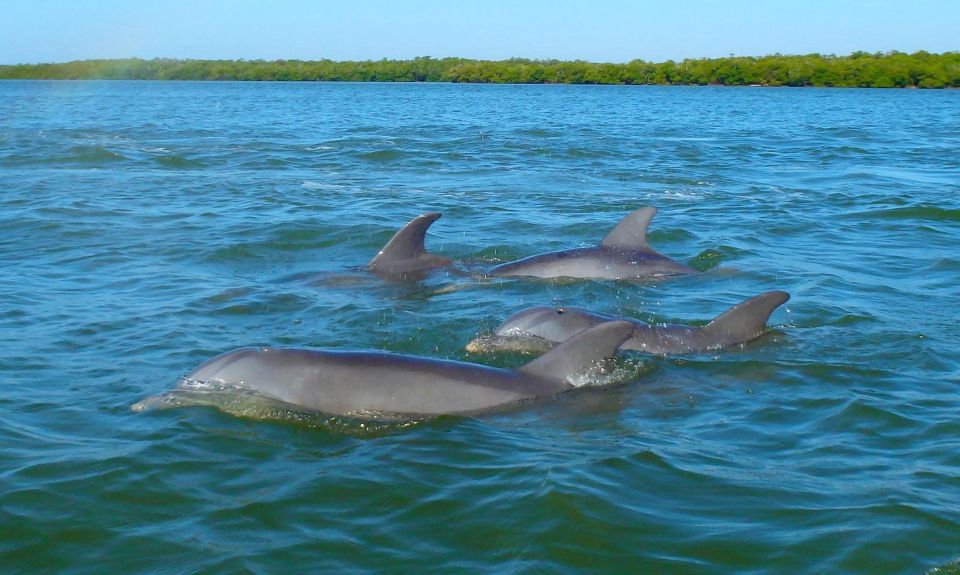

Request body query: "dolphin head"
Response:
[182, 347, 269, 384]
[493, 306, 609, 341]
[465, 306, 620, 353]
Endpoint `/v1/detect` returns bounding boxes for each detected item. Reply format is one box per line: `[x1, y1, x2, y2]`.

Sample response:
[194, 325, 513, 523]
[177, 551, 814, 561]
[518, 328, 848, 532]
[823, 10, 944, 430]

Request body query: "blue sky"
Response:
[1, 0, 957, 64]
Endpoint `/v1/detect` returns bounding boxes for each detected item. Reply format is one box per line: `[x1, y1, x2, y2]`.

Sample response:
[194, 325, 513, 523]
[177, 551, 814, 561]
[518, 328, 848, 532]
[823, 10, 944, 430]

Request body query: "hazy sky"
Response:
[2, 0, 957, 64]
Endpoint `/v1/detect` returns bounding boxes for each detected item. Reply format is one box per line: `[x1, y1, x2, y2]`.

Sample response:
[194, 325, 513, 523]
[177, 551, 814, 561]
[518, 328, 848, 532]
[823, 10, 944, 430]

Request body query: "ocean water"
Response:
[1, 80, 959, 574]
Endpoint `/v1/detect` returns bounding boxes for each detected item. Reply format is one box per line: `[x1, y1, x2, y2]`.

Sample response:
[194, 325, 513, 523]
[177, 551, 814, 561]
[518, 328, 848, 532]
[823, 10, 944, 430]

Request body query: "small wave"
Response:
[514, 128, 562, 138]
[192, 287, 255, 306]
[647, 228, 696, 243]
[832, 145, 871, 155]
[302, 180, 344, 190]
[812, 126, 871, 139]
[847, 206, 960, 222]
[820, 398, 923, 434]
[662, 189, 705, 200]
[153, 155, 206, 169]
[202, 244, 260, 263]
[211, 292, 313, 316]
[926, 257, 960, 272]
[50, 145, 128, 164]
[563, 147, 608, 159]
[688, 246, 747, 271]
[239, 157, 292, 168]
[653, 136, 719, 142]
[355, 149, 404, 162]
[831, 314, 878, 327]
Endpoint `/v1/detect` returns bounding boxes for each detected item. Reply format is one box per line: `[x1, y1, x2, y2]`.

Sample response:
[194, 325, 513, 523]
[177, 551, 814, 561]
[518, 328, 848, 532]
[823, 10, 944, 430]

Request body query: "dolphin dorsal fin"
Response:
[704, 291, 790, 344]
[519, 320, 634, 382]
[367, 212, 442, 269]
[599, 207, 657, 250]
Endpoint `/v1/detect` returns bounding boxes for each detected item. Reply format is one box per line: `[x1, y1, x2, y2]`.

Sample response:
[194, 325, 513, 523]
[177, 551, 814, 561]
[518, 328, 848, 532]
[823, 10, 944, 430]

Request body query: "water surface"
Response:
[1, 81, 959, 573]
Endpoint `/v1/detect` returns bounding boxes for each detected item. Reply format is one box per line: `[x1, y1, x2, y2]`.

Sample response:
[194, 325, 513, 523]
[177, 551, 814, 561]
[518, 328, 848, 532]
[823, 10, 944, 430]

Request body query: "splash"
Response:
[464, 332, 555, 354]
[565, 356, 653, 389]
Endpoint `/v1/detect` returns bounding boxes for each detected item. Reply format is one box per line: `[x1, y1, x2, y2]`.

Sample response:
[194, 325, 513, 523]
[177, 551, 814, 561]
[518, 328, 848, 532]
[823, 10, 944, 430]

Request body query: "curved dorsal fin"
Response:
[703, 291, 790, 344]
[367, 212, 442, 269]
[599, 206, 656, 250]
[519, 320, 634, 382]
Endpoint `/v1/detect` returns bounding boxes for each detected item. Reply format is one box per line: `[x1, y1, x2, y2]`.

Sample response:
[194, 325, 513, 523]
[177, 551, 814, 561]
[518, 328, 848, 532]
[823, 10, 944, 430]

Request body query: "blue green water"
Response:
[1, 81, 959, 573]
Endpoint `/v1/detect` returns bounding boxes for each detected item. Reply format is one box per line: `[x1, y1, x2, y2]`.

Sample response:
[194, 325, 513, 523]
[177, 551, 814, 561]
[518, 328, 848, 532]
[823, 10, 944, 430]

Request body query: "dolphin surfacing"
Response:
[488, 207, 696, 281]
[466, 291, 790, 355]
[170, 321, 634, 417]
[366, 212, 452, 278]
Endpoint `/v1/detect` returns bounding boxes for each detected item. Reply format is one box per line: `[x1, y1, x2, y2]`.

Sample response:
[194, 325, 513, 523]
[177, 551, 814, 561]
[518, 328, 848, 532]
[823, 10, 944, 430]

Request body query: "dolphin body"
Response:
[466, 291, 790, 356]
[365, 212, 452, 279]
[176, 321, 634, 417]
[488, 207, 696, 281]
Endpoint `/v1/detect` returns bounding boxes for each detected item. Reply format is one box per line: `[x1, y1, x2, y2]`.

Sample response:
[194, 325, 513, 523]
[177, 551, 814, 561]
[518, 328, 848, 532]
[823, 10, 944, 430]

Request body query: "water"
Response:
[1, 81, 959, 574]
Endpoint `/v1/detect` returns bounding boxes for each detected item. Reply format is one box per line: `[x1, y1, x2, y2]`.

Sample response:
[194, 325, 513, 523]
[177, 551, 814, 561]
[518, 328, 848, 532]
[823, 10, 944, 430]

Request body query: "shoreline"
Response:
[1, 79, 957, 90]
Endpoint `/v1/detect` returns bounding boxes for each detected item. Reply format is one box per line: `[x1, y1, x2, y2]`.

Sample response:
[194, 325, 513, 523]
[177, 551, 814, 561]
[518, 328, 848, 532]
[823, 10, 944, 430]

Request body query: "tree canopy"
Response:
[2, 52, 957, 88]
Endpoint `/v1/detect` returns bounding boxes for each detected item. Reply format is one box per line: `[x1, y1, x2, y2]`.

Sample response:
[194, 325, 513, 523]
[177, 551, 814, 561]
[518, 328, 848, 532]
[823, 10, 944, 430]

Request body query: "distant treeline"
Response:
[2, 52, 958, 88]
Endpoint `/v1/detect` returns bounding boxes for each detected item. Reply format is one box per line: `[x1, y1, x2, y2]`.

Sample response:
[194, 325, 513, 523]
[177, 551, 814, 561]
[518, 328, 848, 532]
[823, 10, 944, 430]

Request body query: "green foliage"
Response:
[1, 52, 958, 88]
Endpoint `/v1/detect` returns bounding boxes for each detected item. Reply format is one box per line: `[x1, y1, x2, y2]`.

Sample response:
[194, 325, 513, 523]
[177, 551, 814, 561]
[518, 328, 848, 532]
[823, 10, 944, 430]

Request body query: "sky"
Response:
[1, 0, 958, 65]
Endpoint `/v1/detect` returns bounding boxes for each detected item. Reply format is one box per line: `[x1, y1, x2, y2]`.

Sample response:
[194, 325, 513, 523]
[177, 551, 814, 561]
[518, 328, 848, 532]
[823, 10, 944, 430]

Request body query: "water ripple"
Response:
[1, 81, 959, 573]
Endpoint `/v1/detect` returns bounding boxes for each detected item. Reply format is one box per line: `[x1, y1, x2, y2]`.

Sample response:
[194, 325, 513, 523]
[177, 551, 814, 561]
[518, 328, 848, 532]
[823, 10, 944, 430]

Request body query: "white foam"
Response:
[302, 180, 342, 190]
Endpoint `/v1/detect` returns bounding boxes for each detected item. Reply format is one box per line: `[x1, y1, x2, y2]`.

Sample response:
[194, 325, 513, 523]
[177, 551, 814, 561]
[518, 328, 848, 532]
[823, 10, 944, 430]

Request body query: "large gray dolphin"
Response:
[488, 207, 696, 281]
[366, 212, 452, 279]
[173, 321, 634, 417]
[466, 291, 790, 355]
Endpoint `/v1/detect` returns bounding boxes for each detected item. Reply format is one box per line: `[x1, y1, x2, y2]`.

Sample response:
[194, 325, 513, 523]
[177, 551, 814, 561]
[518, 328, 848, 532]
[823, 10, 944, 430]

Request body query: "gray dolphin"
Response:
[466, 291, 790, 355]
[488, 207, 696, 281]
[366, 212, 452, 278]
[174, 321, 634, 417]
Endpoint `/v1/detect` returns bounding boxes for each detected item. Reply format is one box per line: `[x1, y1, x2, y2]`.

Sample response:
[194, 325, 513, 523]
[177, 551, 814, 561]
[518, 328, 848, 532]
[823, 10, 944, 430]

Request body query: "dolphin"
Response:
[366, 212, 452, 278]
[466, 291, 790, 355]
[488, 207, 696, 281]
[172, 321, 635, 417]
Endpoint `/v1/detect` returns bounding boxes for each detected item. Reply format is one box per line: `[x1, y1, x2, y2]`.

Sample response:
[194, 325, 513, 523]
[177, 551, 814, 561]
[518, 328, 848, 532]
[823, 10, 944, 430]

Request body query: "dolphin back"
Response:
[469, 291, 790, 356]
[366, 212, 451, 276]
